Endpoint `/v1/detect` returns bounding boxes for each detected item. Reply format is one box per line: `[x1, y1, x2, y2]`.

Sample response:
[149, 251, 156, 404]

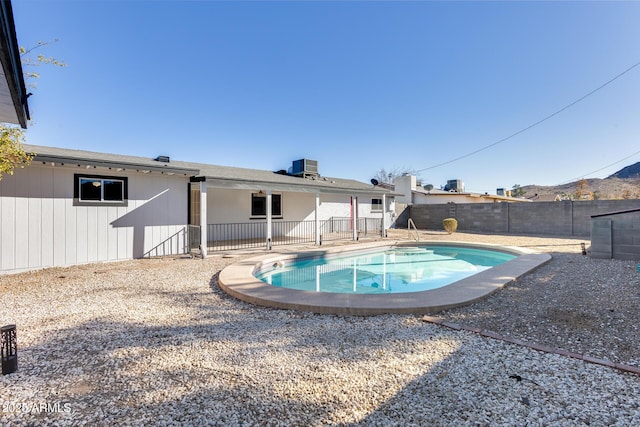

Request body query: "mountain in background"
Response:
[520, 162, 640, 200]
[607, 161, 640, 179]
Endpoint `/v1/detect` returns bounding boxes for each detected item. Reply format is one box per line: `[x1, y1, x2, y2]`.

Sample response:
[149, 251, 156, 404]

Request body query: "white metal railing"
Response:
[407, 218, 420, 241]
[205, 218, 384, 251]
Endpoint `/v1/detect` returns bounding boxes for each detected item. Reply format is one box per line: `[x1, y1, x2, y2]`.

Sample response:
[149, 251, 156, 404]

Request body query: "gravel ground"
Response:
[394, 230, 640, 368]
[1, 232, 639, 426]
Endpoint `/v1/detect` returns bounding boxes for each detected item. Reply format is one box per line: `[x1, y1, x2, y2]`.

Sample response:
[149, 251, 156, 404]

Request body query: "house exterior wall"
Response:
[206, 190, 390, 223]
[413, 193, 488, 204]
[0, 163, 189, 274]
[394, 175, 415, 204]
[204, 189, 392, 241]
[395, 175, 526, 204]
[206, 188, 251, 223]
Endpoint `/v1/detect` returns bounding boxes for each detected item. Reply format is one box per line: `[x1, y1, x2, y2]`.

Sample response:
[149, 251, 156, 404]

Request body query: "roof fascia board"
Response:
[0, 0, 29, 128]
[32, 153, 200, 175]
[201, 177, 398, 196]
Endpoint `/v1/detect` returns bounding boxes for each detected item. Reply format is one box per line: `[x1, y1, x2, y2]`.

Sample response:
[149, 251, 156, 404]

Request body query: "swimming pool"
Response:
[255, 246, 516, 294]
[218, 241, 551, 315]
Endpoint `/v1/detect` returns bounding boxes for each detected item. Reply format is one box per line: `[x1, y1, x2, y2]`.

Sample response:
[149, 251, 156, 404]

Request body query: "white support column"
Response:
[266, 190, 272, 249]
[199, 181, 207, 258]
[315, 192, 320, 245]
[352, 196, 358, 241]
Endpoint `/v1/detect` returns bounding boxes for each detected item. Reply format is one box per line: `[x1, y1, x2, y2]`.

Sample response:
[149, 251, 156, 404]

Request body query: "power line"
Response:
[416, 60, 640, 173]
[556, 149, 640, 185]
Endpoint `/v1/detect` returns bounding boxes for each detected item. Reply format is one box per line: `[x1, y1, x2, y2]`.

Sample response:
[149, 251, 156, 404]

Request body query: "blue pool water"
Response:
[255, 246, 516, 294]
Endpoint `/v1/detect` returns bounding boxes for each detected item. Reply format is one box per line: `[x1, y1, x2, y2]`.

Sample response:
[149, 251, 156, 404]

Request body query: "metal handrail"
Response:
[407, 218, 420, 241]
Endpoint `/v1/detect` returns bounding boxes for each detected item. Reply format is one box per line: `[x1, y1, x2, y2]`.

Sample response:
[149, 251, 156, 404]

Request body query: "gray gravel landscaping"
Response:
[1, 231, 639, 426]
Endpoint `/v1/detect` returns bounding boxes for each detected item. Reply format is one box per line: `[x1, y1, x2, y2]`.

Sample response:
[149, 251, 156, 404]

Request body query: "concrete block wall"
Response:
[407, 204, 449, 230]
[406, 200, 640, 237]
[591, 210, 640, 260]
[463, 203, 508, 233]
[590, 219, 612, 259]
[507, 201, 573, 235]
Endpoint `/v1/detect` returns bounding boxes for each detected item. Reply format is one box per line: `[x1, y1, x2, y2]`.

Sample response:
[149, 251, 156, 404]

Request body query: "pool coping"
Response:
[217, 240, 552, 316]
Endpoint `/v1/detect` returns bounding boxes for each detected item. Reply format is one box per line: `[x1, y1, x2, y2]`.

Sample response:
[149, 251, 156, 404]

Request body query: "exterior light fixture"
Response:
[1, 324, 17, 375]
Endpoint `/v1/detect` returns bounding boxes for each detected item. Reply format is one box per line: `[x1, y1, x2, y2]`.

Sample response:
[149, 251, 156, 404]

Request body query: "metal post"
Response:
[266, 190, 272, 248]
[1, 324, 17, 375]
[352, 196, 358, 241]
[381, 194, 387, 237]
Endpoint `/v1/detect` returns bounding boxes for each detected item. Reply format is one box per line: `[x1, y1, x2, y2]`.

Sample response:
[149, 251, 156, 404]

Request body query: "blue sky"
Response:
[12, 1, 640, 194]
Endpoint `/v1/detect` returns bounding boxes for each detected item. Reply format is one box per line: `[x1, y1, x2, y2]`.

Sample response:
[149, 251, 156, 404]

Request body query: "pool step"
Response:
[391, 247, 434, 255]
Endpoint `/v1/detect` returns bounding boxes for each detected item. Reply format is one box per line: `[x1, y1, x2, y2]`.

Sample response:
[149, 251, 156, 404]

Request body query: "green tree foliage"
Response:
[20, 39, 66, 87]
[511, 184, 526, 198]
[0, 40, 65, 179]
[0, 126, 32, 180]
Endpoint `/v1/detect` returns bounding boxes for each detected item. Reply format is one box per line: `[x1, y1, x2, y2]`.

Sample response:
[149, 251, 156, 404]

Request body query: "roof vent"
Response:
[155, 155, 170, 163]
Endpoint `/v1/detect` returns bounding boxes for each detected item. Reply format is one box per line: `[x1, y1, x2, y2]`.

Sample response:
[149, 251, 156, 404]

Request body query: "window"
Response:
[74, 174, 128, 206]
[251, 193, 282, 217]
[371, 198, 383, 212]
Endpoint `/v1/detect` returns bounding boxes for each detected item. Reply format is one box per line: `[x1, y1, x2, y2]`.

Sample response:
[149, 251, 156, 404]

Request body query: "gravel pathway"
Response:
[1, 232, 639, 426]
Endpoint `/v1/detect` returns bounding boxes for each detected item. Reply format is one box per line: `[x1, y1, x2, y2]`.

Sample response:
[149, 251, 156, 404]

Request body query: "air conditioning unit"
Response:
[291, 159, 318, 177]
[445, 179, 464, 193]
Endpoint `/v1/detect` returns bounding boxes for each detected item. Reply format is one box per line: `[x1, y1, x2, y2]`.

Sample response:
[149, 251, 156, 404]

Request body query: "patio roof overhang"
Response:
[192, 175, 401, 197]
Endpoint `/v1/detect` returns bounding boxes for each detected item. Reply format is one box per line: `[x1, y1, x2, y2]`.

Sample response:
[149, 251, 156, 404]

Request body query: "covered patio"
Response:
[188, 163, 398, 255]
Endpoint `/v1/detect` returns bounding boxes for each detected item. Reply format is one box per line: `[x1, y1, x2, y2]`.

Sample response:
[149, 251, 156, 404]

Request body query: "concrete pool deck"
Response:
[218, 240, 551, 315]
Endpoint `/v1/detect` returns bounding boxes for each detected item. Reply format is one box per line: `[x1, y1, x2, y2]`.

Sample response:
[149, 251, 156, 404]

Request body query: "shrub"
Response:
[442, 218, 458, 234]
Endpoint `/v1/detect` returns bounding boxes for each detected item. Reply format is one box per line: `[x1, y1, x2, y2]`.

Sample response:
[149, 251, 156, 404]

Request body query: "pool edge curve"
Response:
[217, 241, 551, 316]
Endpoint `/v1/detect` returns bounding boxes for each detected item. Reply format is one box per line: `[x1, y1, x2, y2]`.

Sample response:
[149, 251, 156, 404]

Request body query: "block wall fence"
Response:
[402, 200, 640, 238]
[590, 209, 640, 260]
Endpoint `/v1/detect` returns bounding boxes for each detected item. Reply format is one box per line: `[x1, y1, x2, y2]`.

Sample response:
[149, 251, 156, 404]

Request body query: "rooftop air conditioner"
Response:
[291, 159, 318, 177]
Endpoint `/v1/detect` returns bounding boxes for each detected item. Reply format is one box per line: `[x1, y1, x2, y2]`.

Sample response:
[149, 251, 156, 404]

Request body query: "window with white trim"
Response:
[371, 198, 383, 212]
[251, 193, 282, 218]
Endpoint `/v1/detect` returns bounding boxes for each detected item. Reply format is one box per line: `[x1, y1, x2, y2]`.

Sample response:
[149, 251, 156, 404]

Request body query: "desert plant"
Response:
[442, 218, 457, 234]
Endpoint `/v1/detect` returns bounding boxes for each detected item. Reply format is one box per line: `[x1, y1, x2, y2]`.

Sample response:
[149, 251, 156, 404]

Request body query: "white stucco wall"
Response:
[206, 190, 390, 223]
[0, 163, 189, 274]
[394, 175, 416, 204]
[204, 189, 393, 240]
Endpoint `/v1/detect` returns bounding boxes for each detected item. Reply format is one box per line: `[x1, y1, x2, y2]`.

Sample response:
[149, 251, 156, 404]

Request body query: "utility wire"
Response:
[416, 60, 640, 173]
[556, 149, 640, 185]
